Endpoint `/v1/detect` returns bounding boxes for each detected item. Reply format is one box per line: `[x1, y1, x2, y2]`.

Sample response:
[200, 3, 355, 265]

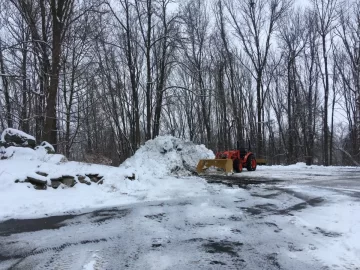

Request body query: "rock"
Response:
[126, 173, 136, 181]
[61, 175, 76, 187]
[0, 146, 13, 159]
[86, 173, 99, 178]
[77, 175, 91, 185]
[27, 176, 47, 185]
[50, 175, 78, 187]
[15, 179, 26, 184]
[0, 149, 9, 160]
[33, 184, 47, 190]
[86, 174, 103, 183]
[90, 177, 99, 183]
[0, 146, 15, 160]
[62, 179, 76, 187]
[51, 180, 62, 189]
[1, 128, 36, 149]
[39, 141, 55, 154]
[97, 179, 104, 185]
[175, 144, 182, 151]
[36, 171, 48, 177]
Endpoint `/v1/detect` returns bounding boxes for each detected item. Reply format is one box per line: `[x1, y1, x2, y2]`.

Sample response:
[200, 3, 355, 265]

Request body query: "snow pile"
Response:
[120, 136, 214, 179]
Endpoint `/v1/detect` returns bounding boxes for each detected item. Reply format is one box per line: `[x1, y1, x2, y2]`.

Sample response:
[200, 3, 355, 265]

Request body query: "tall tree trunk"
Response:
[321, 34, 330, 166]
[21, 38, 29, 133]
[145, 0, 152, 140]
[0, 41, 12, 128]
[330, 85, 336, 165]
[44, 11, 62, 150]
[256, 74, 262, 157]
[287, 57, 293, 164]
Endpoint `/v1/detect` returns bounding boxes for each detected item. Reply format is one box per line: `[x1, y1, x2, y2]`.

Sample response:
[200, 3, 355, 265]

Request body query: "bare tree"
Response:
[214, 0, 244, 148]
[152, 0, 178, 139]
[311, 0, 340, 165]
[278, 9, 307, 163]
[303, 10, 321, 164]
[226, 0, 293, 158]
[335, 1, 360, 163]
[0, 40, 12, 128]
[108, 0, 141, 150]
[180, 0, 212, 146]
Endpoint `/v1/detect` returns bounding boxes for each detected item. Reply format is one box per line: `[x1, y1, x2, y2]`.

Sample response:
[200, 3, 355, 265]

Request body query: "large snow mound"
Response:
[120, 136, 214, 179]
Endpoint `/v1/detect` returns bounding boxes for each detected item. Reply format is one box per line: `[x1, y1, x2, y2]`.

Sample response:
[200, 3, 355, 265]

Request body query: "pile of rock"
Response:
[15, 171, 105, 190]
[0, 128, 55, 156]
[1, 128, 109, 191]
[0, 128, 36, 149]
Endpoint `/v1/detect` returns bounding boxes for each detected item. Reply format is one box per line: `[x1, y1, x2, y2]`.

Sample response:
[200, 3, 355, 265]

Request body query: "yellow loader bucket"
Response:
[196, 159, 233, 174]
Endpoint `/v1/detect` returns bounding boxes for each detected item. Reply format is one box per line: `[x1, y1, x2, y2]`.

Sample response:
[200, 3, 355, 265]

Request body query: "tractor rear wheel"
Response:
[246, 155, 257, 171]
[233, 159, 243, 173]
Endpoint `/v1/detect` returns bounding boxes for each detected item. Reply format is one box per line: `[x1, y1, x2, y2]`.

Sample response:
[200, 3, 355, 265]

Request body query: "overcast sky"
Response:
[295, 0, 311, 7]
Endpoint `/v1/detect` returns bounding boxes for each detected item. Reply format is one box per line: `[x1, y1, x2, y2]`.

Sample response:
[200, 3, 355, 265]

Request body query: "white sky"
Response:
[295, 0, 311, 7]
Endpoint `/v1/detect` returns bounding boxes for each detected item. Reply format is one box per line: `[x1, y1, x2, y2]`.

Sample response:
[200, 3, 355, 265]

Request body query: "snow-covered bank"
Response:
[0, 136, 213, 220]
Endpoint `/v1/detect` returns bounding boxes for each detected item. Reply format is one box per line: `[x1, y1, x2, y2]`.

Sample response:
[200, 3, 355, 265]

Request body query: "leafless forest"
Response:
[0, 0, 359, 166]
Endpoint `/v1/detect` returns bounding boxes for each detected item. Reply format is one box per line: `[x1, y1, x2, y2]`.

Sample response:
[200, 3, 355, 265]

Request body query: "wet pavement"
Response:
[203, 174, 284, 188]
[0, 174, 359, 270]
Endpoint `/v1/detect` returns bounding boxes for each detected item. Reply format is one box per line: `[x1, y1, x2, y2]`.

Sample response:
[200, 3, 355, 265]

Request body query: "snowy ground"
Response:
[1, 136, 360, 269]
[0, 136, 213, 221]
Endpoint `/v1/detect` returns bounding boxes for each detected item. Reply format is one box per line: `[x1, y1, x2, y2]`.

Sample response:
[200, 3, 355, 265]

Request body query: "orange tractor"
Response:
[197, 147, 257, 174]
